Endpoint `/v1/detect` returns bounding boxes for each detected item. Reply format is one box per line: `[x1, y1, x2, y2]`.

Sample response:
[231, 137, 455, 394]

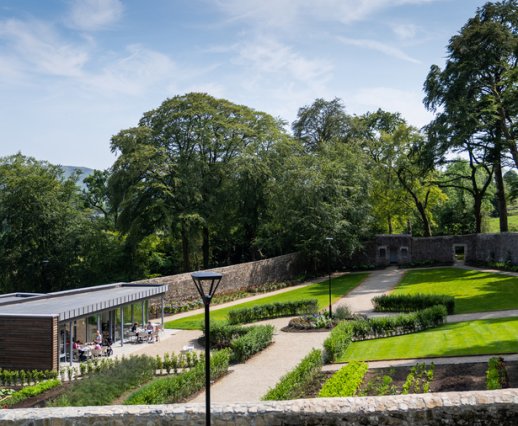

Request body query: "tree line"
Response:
[0, 0, 517, 294]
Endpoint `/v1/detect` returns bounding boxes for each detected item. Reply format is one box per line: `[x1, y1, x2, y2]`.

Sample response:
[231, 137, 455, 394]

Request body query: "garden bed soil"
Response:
[306, 361, 518, 398]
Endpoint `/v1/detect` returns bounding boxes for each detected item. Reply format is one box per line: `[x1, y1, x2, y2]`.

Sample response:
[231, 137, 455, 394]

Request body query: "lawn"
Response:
[486, 214, 518, 233]
[165, 273, 368, 330]
[337, 317, 518, 362]
[393, 267, 518, 314]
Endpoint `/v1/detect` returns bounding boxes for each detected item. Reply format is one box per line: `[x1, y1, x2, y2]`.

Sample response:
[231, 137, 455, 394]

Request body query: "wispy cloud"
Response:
[67, 0, 123, 31]
[234, 37, 332, 82]
[85, 45, 176, 95]
[337, 36, 420, 64]
[215, 0, 439, 27]
[391, 23, 419, 40]
[0, 19, 89, 77]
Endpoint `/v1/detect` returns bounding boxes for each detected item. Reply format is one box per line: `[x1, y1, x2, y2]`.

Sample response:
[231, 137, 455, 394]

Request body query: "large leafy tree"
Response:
[0, 154, 87, 293]
[109, 93, 286, 272]
[424, 0, 518, 232]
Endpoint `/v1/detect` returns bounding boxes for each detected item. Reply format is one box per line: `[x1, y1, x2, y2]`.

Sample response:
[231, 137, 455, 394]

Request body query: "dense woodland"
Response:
[1, 1, 518, 294]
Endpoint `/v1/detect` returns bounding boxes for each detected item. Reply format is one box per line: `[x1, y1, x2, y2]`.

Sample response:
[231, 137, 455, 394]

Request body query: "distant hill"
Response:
[61, 166, 95, 188]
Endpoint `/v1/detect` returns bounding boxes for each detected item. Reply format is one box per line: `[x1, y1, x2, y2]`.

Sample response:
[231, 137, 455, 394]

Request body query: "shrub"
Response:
[318, 362, 368, 397]
[124, 349, 231, 405]
[206, 321, 249, 349]
[227, 299, 318, 324]
[230, 325, 274, 363]
[334, 305, 353, 320]
[323, 321, 353, 363]
[486, 357, 509, 390]
[2, 379, 61, 407]
[262, 349, 323, 401]
[49, 355, 156, 406]
[372, 294, 455, 315]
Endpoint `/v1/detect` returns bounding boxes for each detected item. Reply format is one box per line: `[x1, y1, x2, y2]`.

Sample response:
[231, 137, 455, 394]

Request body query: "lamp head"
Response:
[191, 271, 223, 304]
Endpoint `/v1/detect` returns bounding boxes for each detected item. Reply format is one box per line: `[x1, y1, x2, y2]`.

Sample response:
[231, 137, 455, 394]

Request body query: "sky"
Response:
[0, 0, 489, 170]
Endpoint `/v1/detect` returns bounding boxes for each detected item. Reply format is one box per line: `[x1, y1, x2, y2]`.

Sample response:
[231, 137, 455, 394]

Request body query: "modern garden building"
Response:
[0, 282, 168, 371]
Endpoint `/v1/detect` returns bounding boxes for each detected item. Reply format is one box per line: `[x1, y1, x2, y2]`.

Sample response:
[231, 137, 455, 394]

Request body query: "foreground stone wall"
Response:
[135, 252, 305, 303]
[3, 390, 518, 425]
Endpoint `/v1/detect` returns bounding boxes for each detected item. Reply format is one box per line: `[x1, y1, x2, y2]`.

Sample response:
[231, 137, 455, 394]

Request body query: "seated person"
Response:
[146, 321, 154, 333]
[94, 330, 103, 344]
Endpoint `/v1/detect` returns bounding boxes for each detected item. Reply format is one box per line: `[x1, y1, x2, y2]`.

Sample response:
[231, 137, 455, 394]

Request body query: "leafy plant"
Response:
[3, 379, 61, 407]
[372, 294, 455, 315]
[401, 363, 434, 395]
[230, 325, 274, 363]
[318, 362, 368, 397]
[227, 299, 318, 324]
[486, 357, 509, 390]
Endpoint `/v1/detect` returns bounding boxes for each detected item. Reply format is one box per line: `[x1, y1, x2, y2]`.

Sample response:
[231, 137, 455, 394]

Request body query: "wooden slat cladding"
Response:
[0, 315, 58, 371]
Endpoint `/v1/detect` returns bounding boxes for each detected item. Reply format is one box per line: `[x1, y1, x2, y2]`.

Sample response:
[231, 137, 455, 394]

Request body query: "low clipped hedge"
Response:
[124, 349, 231, 405]
[262, 349, 323, 401]
[372, 294, 455, 315]
[318, 361, 368, 397]
[323, 321, 354, 363]
[231, 325, 274, 363]
[2, 379, 61, 407]
[227, 299, 318, 325]
[323, 305, 448, 363]
[207, 322, 250, 349]
[486, 357, 509, 390]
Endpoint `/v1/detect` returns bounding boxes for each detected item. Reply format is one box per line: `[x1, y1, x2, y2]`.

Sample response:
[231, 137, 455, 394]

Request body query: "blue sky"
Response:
[0, 0, 488, 170]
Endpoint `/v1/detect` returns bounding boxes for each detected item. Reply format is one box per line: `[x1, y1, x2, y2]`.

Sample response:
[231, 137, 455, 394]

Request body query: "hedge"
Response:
[207, 322, 250, 349]
[262, 349, 323, 401]
[124, 349, 231, 405]
[230, 325, 274, 363]
[323, 321, 354, 363]
[227, 299, 318, 324]
[318, 361, 368, 397]
[486, 357, 509, 390]
[372, 294, 455, 315]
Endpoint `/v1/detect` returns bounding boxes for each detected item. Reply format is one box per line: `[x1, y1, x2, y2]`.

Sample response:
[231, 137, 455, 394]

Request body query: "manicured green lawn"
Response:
[165, 273, 368, 330]
[337, 317, 518, 362]
[486, 214, 518, 233]
[393, 267, 518, 314]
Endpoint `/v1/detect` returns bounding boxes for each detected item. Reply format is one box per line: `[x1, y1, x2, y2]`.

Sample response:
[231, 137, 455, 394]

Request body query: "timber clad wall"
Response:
[0, 315, 58, 371]
[135, 252, 305, 304]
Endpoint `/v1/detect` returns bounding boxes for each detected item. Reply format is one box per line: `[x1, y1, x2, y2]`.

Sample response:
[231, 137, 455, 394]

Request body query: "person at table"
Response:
[94, 330, 102, 344]
[146, 321, 154, 333]
[73, 339, 87, 361]
[131, 322, 139, 333]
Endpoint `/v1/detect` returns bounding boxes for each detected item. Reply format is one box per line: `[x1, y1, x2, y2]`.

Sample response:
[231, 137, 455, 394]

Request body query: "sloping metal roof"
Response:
[0, 283, 168, 322]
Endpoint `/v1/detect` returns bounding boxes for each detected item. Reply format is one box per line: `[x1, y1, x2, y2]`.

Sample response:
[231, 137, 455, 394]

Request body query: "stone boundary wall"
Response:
[3, 389, 518, 425]
[359, 233, 518, 266]
[134, 252, 305, 304]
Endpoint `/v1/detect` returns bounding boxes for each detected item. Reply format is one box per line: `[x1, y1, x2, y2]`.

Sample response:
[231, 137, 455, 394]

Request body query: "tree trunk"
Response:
[181, 222, 191, 272]
[473, 195, 483, 233]
[494, 157, 509, 232]
[387, 214, 393, 234]
[202, 225, 209, 269]
[416, 202, 432, 237]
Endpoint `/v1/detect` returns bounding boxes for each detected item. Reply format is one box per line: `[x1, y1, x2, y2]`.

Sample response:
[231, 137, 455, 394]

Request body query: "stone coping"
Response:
[2, 389, 518, 425]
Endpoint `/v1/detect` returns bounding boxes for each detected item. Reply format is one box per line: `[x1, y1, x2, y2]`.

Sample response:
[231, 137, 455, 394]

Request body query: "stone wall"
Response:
[135, 252, 305, 304]
[2, 389, 518, 425]
[362, 233, 518, 266]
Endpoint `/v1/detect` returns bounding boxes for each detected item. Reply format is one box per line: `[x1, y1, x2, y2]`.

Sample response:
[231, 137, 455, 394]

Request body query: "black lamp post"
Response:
[191, 271, 223, 426]
[325, 237, 333, 318]
[41, 259, 50, 293]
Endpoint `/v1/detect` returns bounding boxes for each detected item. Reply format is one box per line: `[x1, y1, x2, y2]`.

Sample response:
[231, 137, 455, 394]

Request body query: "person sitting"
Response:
[94, 330, 102, 345]
[73, 339, 87, 361]
[130, 322, 141, 342]
[146, 321, 154, 342]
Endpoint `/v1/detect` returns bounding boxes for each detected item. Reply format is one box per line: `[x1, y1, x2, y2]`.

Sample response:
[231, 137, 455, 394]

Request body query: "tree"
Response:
[0, 154, 87, 293]
[292, 98, 351, 151]
[424, 0, 518, 232]
[109, 93, 287, 273]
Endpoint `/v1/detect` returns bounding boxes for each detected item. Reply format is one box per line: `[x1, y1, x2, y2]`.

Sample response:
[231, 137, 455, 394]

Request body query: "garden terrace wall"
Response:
[0, 315, 58, 371]
[134, 252, 304, 304]
[3, 389, 518, 425]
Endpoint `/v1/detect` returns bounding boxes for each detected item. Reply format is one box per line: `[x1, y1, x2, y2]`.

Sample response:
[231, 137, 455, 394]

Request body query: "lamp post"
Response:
[325, 237, 333, 318]
[191, 271, 223, 426]
[41, 259, 50, 293]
